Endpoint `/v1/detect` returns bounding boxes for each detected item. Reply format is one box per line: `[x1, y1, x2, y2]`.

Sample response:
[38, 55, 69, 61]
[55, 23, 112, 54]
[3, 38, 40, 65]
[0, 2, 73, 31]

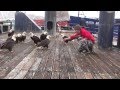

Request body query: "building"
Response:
[0, 20, 12, 33]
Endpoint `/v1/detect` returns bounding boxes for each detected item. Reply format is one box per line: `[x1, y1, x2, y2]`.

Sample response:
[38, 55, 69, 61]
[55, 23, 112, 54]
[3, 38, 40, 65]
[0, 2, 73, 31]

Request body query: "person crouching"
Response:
[63, 24, 95, 53]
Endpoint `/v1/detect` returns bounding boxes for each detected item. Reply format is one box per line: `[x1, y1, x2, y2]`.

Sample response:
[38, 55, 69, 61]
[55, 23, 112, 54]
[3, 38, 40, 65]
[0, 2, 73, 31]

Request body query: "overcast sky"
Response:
[25, 11, 99, 18]
[0, 11, 120, 20]
[25, 11, 120, 19]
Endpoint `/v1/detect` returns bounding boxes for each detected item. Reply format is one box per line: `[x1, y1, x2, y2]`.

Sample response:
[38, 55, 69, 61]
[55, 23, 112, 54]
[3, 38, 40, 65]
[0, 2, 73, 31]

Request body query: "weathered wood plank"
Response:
[59, 72, 69, 79]
[71, 41, 89, 73]
[93, 46, 120, 78]
[91, 73, 102, 79]
[30, 58, 42, 71]
[32, 71, 44, 79]
[1, 32, 120, 79]
[84, 72, 93, 79]
[51, 72, 59, 79]
[14, 70, 28, 79]
[68, 72, 77, 79]
[24, 71, 36, 79]
[33, 38, 56, 79]
[21, 58, 35, 70]
[5, 48, 37, 79]
[52, 39, 60, 72]
[89, 53, 113, 78]
[0, 46, 35, 78]
[76, 72, 85, 79]
[42, 71, 52, 79]
[4, 68, 20, 79]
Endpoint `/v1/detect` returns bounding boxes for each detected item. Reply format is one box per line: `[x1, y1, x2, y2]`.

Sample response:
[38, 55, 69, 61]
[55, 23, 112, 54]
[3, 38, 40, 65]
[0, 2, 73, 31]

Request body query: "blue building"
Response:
[15, 11, 41, 32]
[69, 16, 99, 34]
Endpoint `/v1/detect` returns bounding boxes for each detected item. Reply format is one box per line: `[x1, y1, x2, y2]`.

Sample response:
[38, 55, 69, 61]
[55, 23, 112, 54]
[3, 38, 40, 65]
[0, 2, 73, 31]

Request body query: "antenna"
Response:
[78, 11, 80, 17]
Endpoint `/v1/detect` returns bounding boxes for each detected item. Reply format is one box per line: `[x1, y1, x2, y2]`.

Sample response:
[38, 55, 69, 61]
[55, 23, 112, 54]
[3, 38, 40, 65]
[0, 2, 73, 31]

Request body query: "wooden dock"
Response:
[0, 32, 120, 79]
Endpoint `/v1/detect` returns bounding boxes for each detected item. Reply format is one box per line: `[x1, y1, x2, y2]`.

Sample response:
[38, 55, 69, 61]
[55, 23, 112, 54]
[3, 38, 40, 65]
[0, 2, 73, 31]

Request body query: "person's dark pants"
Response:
[78, 39, 94, 53]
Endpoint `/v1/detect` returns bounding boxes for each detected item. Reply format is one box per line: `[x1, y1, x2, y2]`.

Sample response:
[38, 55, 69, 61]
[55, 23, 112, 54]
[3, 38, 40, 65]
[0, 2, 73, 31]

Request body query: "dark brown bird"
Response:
[8, 29, 14, 37]
[37, 35, 51, 48]
[1, 35, 16, 52]
[29, 32, 41, 45]
[39, 31, 48, 42]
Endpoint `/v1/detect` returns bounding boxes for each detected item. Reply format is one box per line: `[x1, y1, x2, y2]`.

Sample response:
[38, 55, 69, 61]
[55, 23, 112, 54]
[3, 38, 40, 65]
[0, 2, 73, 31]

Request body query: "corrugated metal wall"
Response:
[15, 12, 41, 32]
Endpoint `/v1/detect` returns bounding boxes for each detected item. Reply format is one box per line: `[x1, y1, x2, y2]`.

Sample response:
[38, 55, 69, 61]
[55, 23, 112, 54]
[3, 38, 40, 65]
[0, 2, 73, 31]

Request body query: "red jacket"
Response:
[70, 28, 95, 43]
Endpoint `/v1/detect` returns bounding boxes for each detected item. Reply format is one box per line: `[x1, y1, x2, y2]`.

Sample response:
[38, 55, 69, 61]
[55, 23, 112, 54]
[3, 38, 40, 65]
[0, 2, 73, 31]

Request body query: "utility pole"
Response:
[98, 11, 115, 49]
[117, 25, 120, 48]
[44, 11, 56, 35]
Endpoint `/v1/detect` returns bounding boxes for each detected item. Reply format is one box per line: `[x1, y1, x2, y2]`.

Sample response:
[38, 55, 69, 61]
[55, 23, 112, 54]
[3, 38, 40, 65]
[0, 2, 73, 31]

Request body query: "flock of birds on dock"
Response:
[0, 29, 51, 52]
[0, 29, 98, 55]
[0, 29, 96, 53]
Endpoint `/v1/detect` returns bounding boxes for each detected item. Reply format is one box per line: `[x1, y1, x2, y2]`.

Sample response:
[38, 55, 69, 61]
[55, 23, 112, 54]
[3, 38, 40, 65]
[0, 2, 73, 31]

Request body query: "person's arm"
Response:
[63, 37, 71, 43]
[69, 33, 80, 40]
[63, 33, 80, 43]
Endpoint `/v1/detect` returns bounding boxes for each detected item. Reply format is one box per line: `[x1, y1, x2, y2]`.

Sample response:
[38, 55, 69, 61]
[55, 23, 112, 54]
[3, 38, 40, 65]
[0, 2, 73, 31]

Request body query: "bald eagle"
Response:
[61, 34, 68, 39]
[37, 35, 51, 48]
[16, 33, 22, 43]
[21, 31, 27, 42]
[8, 29, 15, 37]
[29, 32, 40, 45]
[1, 35, 16, 52]
[39, 31, 48, 42]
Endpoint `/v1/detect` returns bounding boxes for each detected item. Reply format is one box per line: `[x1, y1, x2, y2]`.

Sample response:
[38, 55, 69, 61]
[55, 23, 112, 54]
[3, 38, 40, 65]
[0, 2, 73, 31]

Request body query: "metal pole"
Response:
[78, 11, 80, 17]
[98, 11, 115, 49]
[117, 25, 120, 48]
[44, 11, 56, 35]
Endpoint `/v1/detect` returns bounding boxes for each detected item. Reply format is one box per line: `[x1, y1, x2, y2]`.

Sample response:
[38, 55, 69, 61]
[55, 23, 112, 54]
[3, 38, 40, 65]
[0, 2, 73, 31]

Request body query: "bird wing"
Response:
[37, 39, 50, 47]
